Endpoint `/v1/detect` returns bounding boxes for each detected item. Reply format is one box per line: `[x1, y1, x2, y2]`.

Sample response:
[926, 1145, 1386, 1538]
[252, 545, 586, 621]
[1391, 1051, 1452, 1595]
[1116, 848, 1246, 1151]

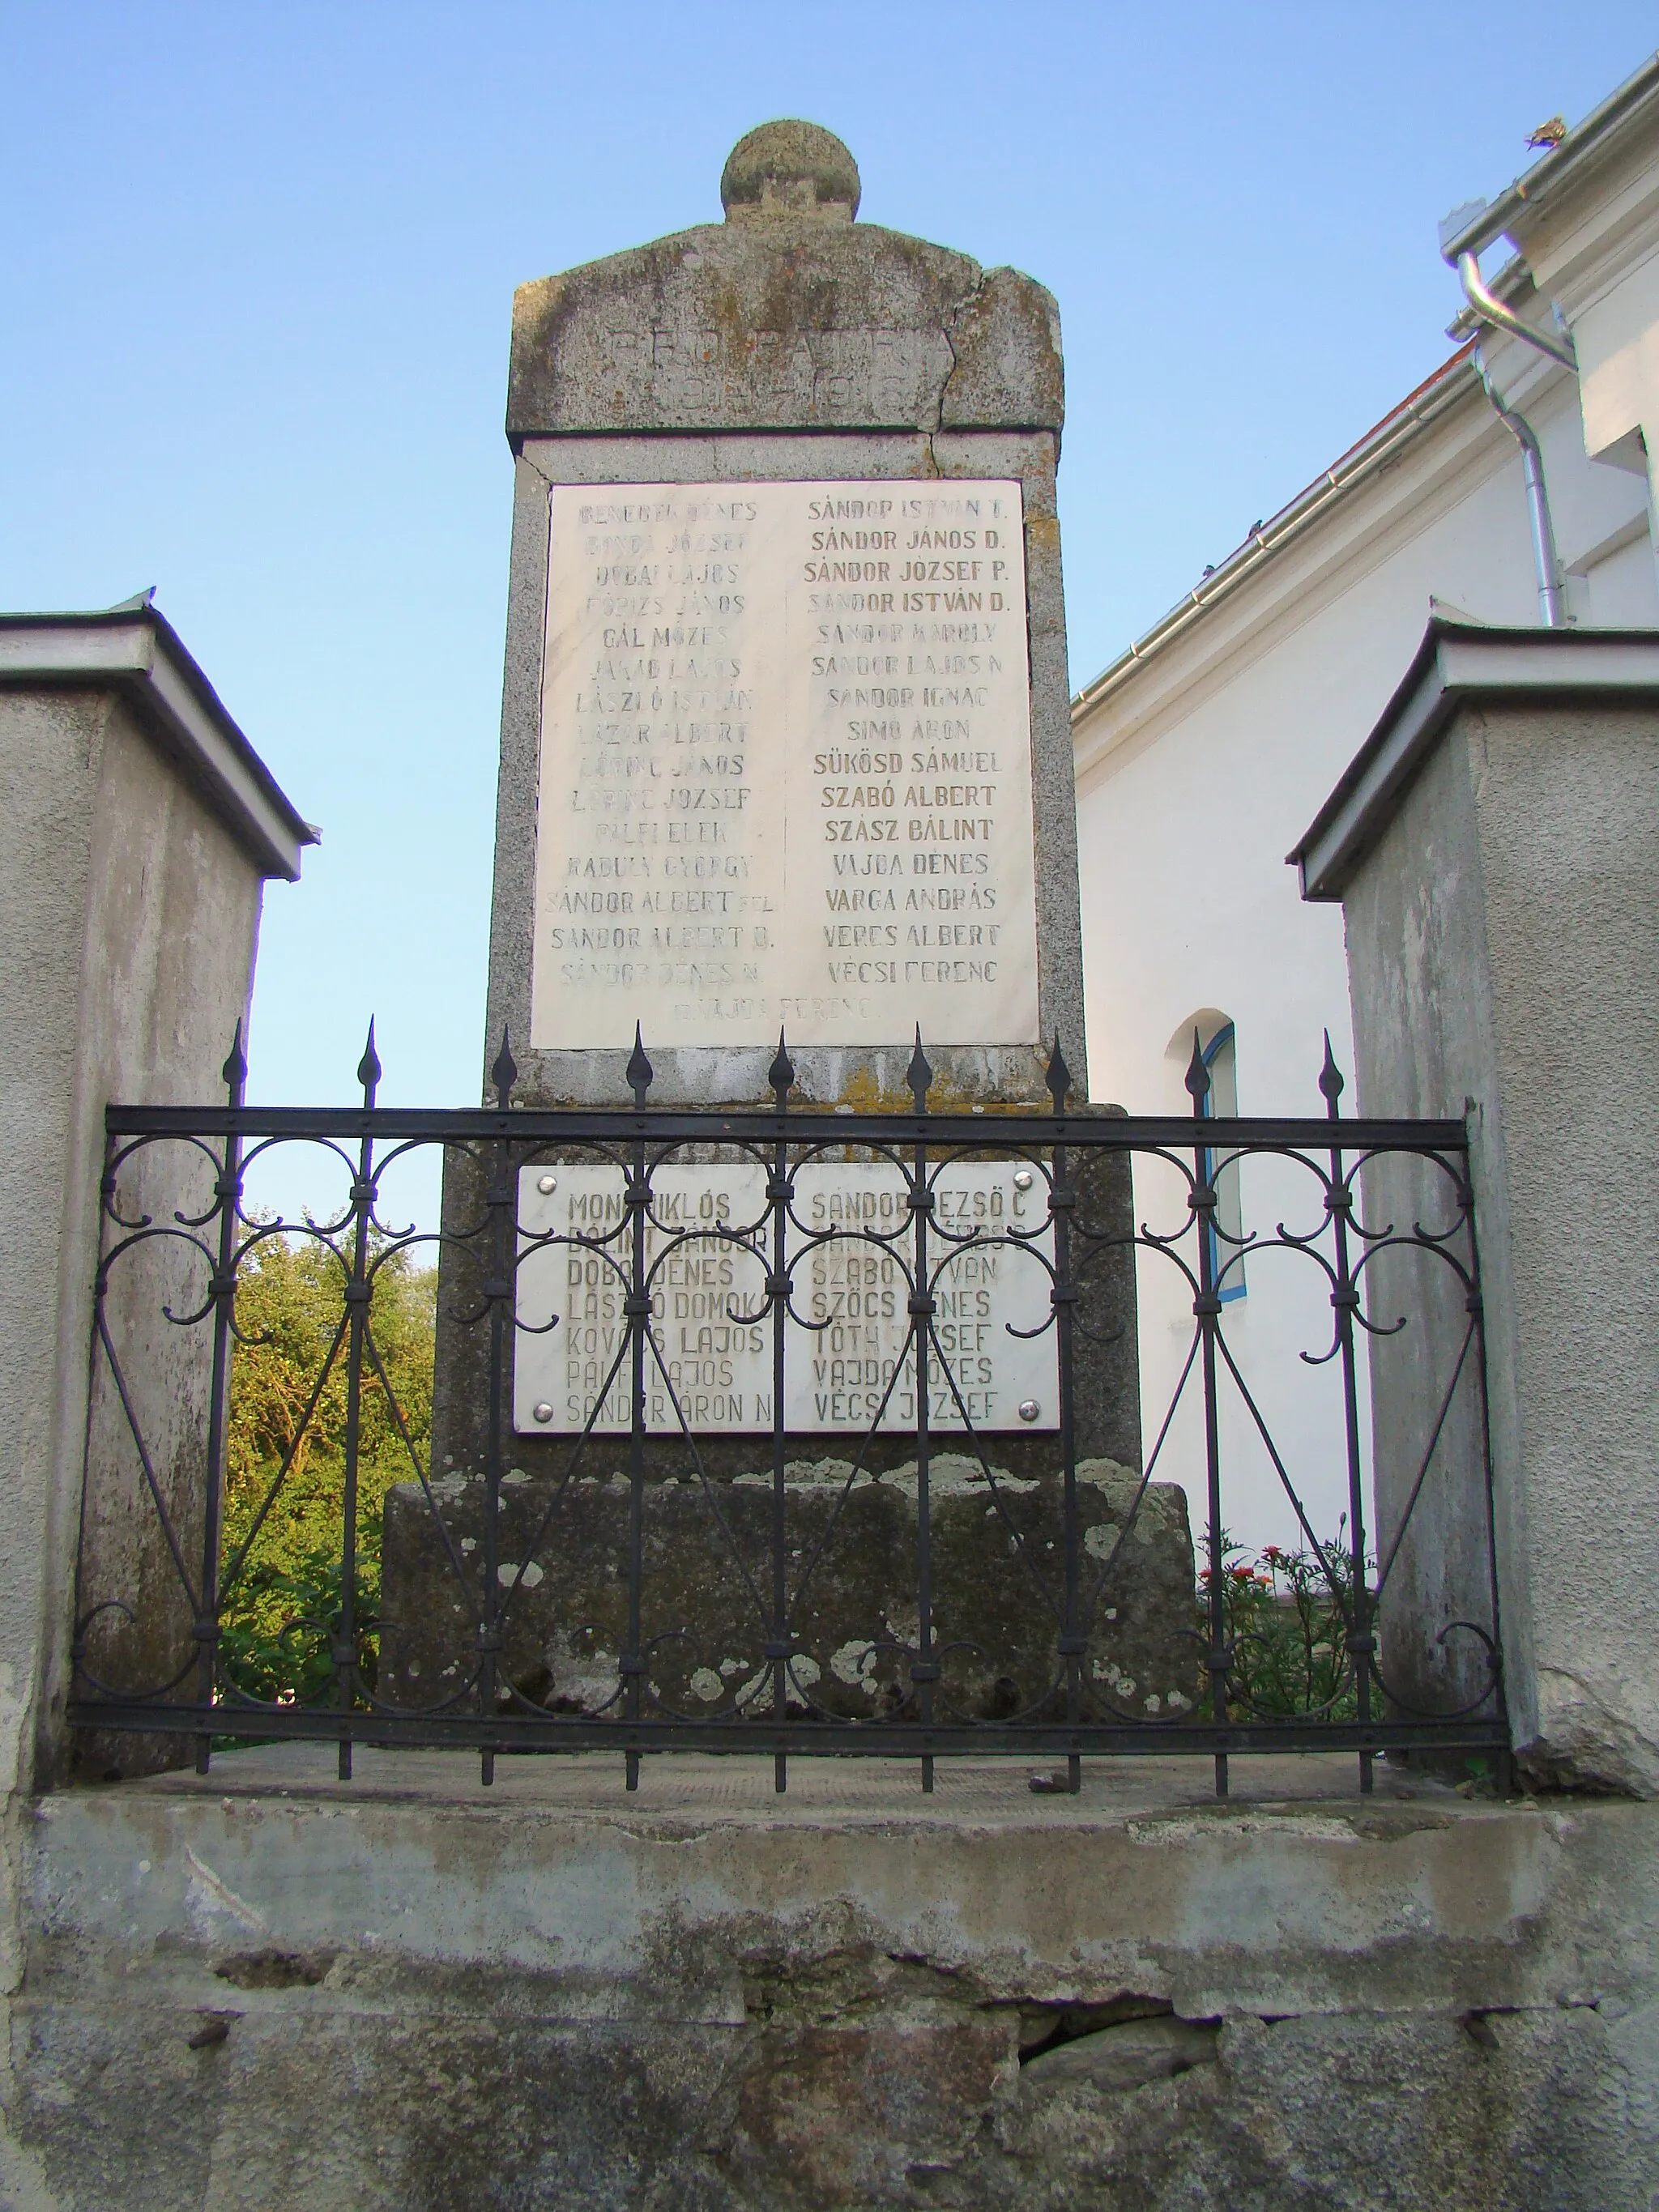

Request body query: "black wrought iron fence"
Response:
[70, 1025, 1505, 1797]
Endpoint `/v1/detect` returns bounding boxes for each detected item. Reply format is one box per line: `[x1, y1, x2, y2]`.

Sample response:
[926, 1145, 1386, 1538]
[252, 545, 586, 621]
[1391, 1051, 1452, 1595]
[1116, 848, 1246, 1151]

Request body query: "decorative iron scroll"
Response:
[70, 1024, 1505, 1799]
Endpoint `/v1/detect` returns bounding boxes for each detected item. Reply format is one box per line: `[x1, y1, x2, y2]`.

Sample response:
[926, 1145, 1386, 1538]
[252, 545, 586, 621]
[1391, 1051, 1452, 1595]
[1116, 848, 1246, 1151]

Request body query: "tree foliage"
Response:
[219, 1230, 436, 1704]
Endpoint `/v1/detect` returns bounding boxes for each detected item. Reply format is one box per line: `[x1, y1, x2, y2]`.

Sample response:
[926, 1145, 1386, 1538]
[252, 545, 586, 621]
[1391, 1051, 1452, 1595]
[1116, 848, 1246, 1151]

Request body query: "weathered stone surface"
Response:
[11, 1759, 1659, 2207]
[505, 212, 1060, 440]
[1018, 2011, 1220, 2094]
[378, 1456, 1198, 1726]
[720, 119, 861, 221]
[966, 2008, 1655, 2211]
[13, 1990, 1649, 2210]
[491, 121, 1077, 1121]
[940, 265, 1066, 433]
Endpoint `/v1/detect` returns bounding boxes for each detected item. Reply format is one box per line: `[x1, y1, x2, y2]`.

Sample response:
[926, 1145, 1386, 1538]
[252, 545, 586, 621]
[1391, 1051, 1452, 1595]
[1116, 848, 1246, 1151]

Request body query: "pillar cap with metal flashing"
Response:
[0, 593, 316, 882]
[1288, 617, 1659, 901]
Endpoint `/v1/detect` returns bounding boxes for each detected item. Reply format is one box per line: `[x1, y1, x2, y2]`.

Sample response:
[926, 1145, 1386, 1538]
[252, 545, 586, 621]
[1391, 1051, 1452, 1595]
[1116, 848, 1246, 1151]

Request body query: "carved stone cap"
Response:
[720, 119, 861, 222]
[507, 241, 1062, 437]
[506, 128, 1063, 438]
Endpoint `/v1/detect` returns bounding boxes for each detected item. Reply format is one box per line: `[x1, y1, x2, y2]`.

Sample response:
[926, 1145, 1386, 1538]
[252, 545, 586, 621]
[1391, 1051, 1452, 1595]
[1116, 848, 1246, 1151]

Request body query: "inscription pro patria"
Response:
[529, 479, 1040, 1050]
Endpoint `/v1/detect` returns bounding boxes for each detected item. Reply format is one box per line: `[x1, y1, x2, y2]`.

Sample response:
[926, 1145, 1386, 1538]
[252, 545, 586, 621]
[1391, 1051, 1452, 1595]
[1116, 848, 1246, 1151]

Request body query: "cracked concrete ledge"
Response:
[8, 1751, 1659, 2207]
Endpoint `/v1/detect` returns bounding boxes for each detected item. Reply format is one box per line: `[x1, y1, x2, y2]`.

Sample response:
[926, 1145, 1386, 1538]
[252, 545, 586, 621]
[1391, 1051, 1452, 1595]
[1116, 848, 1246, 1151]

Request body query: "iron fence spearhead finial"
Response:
[1046, 1036, 1072, 1111]
[491, 1026, 518, 1107]
[1319, 1031, 1346, 1118]
[768, 1027, 795, 1106]
[907, 1027, 933, 1111]
[357, 1018, 382, 1106]
[221, 1020, 248, 1103]
[627, 1022, 655, 1106]
[1184, 1029, 1210, 1112]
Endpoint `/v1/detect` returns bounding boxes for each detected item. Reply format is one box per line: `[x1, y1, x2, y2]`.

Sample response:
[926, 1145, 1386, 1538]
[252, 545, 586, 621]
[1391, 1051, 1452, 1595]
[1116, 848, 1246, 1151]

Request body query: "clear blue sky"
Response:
[5, 5, 1653, 1109]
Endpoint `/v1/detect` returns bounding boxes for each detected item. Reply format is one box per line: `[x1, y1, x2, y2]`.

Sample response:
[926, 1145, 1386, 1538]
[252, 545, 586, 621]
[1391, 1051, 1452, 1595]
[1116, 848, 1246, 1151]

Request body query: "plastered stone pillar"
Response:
[0, 601, 311, 1794]
[1294, 620, 1659, 1791]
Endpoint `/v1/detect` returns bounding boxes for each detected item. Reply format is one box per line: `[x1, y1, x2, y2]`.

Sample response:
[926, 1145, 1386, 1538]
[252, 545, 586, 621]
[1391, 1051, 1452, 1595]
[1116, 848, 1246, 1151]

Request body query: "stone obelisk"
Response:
[391, 123, 1154, 1723]
[486, 117, 1082, 1110]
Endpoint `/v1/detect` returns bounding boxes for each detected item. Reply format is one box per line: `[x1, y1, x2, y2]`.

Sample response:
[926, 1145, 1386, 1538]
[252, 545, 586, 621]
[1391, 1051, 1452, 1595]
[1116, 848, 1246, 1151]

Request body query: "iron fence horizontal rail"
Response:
[73, 1705, 1508, 1761]
[71, 1025, 1504, 1802]
[104, 1104, 1470, 1151]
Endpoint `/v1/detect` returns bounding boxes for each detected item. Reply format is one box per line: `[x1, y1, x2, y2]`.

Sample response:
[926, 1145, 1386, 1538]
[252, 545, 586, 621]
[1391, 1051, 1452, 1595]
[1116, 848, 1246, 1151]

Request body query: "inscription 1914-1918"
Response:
[529, 479, 1040, 1051]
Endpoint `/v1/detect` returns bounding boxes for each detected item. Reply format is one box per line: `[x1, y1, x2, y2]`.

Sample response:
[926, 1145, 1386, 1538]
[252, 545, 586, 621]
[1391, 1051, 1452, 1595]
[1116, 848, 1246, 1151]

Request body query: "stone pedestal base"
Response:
[377, 1458, 1198, 1728]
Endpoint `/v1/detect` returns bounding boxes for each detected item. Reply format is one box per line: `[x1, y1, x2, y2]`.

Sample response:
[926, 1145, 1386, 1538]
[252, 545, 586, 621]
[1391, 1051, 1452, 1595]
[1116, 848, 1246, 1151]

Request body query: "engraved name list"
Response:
[529, 479, 1041, 1050]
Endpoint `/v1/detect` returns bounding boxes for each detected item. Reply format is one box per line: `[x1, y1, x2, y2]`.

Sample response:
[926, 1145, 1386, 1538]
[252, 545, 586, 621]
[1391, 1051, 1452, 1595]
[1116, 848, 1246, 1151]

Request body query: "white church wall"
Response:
[1520, 120, 1659, 518]
[1073, 347, 1657, 1554]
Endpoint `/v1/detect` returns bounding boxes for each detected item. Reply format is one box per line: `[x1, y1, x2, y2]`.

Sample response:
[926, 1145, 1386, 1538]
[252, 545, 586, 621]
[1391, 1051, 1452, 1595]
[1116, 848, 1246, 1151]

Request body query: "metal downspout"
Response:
[1473, 341, 1567, 627]
[1455, 251, 1577, 370]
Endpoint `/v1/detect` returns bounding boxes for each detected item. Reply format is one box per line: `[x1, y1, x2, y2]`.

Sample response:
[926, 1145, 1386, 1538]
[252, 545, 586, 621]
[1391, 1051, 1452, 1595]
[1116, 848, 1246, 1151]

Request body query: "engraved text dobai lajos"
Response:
[529, 479, 1039, 1051]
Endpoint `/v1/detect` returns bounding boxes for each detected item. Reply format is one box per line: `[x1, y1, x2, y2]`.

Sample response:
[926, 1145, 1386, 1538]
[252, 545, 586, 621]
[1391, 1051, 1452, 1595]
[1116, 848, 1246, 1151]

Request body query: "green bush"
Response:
[1200, 1525, 1371, 1721]
[217, 1230, 435, 1707]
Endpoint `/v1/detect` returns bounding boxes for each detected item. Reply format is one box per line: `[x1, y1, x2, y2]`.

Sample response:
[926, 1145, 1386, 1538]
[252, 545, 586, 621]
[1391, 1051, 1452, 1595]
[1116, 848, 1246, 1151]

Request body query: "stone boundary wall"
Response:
[8, 1750, 1658, 2210]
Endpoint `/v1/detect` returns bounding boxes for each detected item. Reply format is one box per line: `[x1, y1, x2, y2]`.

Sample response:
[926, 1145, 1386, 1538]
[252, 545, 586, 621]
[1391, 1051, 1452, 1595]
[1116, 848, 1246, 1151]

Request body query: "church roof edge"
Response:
[1071, 347, 1480, 727]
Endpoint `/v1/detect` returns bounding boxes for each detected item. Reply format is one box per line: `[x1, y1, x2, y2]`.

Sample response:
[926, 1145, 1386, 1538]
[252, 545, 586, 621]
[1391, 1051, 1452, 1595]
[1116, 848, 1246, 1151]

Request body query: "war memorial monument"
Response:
[14, 108, 1659, 2212]
[385, 120, 1169, 1730]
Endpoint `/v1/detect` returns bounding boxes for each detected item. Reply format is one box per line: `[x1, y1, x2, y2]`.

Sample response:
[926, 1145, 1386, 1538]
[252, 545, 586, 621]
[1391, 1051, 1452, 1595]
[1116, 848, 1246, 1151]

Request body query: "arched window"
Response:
[1196, 1022, 1247, 1303]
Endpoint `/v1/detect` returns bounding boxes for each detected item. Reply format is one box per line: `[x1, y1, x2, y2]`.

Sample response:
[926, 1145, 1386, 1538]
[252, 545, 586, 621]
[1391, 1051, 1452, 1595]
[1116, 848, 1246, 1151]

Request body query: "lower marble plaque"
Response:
[513, 1162, 1058, 1435]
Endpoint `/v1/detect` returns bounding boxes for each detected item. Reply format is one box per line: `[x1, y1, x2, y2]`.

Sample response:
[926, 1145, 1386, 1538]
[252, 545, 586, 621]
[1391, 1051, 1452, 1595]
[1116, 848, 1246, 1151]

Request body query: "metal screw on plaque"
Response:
[1013, 1169, 1034, 1191]
[1018, 1400, 1041, 1422]
[537, 1174, 558, 1195]
[532, 1403, 554, 1424]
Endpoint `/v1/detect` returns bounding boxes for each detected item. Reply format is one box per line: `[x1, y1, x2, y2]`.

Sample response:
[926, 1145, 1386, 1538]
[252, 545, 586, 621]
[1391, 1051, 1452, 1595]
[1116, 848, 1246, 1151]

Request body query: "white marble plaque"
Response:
[514, 1162, 1059, 1434]
[529, 480, 1039, 1051]
[513, 1165, 771, 1435]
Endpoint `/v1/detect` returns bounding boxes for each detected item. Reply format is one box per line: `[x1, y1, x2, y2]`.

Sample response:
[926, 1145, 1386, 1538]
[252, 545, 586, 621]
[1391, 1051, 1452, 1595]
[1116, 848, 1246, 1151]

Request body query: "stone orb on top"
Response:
[719, 120, 861, 222]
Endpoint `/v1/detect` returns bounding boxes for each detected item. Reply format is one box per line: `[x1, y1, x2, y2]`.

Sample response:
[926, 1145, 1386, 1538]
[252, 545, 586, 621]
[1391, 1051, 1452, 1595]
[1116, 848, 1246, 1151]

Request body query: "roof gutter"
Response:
[1431, 65, 1659, 625]
[1438, 49, 1659, 266]
[1071, 350, 1479, 721]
